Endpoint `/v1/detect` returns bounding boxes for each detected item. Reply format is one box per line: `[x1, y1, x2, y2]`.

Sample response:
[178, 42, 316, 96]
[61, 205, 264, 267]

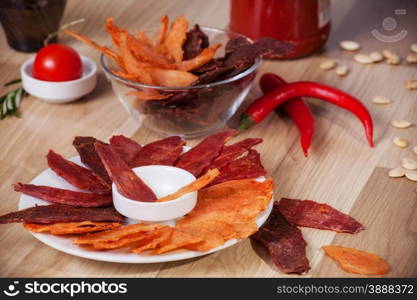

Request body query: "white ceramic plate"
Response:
[18, 156, 273, 263]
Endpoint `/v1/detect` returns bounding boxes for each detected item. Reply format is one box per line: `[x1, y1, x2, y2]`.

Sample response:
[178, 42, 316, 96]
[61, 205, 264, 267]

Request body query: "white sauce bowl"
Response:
[112, 165, 198, 222]
[20, 55, 97, 103]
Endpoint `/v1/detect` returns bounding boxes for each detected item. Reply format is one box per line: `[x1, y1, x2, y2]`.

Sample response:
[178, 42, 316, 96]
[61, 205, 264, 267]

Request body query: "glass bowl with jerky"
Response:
[90, 17, 291, 138]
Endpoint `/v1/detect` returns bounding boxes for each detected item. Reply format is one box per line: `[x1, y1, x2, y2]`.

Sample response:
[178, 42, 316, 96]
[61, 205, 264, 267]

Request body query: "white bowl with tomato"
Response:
[21, 44, 97, 103]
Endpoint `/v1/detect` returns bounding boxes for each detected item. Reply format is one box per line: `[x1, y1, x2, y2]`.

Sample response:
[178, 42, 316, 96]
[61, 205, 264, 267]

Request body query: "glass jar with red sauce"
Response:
[230, 0, 331, 58]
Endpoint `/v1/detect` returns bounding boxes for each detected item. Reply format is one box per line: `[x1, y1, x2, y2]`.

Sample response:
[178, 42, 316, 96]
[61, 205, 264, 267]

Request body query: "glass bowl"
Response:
[101, 27, 260, 139]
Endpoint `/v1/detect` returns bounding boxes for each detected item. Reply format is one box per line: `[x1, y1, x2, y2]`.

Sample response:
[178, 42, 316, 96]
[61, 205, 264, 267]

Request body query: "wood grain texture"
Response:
[0, 0, 416, 277]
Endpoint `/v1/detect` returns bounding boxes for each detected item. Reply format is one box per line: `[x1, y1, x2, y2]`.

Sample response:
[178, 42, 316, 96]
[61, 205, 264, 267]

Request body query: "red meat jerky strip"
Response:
[13, 183, 113, 207]
[278, 198, 365, 234]
[109, 135, 142, 165]
[95, 143, 157, 202]
[209, 138, 262, 170]
[130, 136, 185, 168]
[47, 150, 111, 195]
[251, 202, 310, 274]
[209, 149, 266, 186]
[0, 204, 124, 224]
[73, 136, 111, 185]
[175, 129, 238, 177]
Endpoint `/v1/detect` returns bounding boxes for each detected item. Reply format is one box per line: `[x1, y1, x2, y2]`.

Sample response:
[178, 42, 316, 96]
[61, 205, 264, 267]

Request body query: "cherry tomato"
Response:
[33, 44, 82, 82]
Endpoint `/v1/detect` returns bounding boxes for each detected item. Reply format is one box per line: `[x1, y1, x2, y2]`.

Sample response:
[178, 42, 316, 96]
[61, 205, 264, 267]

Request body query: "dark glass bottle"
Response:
[0, 0, 67, 52]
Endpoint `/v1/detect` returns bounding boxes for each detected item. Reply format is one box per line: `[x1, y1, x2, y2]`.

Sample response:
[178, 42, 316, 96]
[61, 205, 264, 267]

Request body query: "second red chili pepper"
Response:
[260, 74, 315, 156]
[238, 81, 374, 147]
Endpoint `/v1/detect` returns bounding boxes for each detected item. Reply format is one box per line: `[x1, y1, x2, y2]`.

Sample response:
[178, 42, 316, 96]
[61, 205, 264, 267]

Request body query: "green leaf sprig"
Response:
[0, 79, 27, 119]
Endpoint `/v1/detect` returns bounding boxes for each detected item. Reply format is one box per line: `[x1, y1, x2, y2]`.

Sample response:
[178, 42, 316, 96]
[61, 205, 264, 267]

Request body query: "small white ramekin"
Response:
[112, 165, 198, 222]
[20, 55, 97, 103]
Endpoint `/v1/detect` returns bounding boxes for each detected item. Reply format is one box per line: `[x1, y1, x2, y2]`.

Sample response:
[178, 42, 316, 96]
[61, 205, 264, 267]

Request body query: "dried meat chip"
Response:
[109, 135, 142, 165]
[13, 183, 113, 207]
[74, 223, 162, 245]
[95, 143, 157, 202]
[130, 136, 185, 168]
[47, 150, 111, 195]
[209, 138, 263, 170]
[0, 204, 124, 224]
[225, 36, 251, 55]
[251, 202, 310, 274]
[153, 228, 201, 254]
[322, 245, 389, 275]
[157, 169, 220, 202]
[183, 24, 209, 60]
[278, 198, 365, 234]
[175, 129, 237, 177]
[209, 149, 266, 186]
[131, 227, 174, 253]
[24, 221, 120, 235]
[73, 136, 111, 185]
[178, 226, 225, 251]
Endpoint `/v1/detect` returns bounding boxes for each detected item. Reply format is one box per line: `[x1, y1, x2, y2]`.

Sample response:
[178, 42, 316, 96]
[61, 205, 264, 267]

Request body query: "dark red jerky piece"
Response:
[251, 202, 310, 274]
[209, 138, 263, 170]
[73, 136, 111, 185]
[278, 198, 365, 234]
[130, 136, 185, 168]
[183, 24, 209, 60]
[209, 149, 266, 186]
[225, 36, 251, 55]
[13, 183, 113, 207]
[94, 143, 157, 202]
[0, 204, 124, 224]
[109, 135, 142, 165]
[224, 37, 293, 77]
[47, 150, 111, 195]
[175, 129, 238, 177]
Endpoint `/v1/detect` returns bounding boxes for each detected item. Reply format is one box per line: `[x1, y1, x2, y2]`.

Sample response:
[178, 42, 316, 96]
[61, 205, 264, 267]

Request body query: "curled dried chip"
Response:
[209, 149, 266, 186]
[24, 221, 120, 235]
[47, 150, 111, 195]
[64, 30, 121, 66]
[157, 169, 220, 202]
[13, 183, 113, 207]
[95, 143, 157, 202]
[251, 202, 310, 274]
[278, 198, 365, 234]
[109, 135, 142, 165]
[322, 245, 389, 275]
[0, 204, 124, 224]
[163, 15, 189, 63]
[73, 136, 111, 185]
[119, 32, 154, 85]
[130, 136, 185, 167]
[127, 89, 171, 101]
[145, 67, 198, 87]
[175, 129, 237, 177]
[176, 44, 221, 71]
[156, 16, 169, 48]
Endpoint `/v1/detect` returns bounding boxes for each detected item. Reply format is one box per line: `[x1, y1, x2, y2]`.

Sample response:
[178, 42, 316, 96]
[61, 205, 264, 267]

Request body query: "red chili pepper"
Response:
[238, 81, 374, 147]
[260, 74, 315, 156]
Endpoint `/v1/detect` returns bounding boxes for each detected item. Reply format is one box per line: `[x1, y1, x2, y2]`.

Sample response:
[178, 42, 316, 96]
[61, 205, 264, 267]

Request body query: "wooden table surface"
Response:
[1, 0, 416, 278]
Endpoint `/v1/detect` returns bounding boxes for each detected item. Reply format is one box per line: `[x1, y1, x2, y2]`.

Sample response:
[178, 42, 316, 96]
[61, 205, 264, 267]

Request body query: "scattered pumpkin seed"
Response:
[340, 40, 360, 51]
[391, 120, 412, 129]
[393, 137, 409, 148]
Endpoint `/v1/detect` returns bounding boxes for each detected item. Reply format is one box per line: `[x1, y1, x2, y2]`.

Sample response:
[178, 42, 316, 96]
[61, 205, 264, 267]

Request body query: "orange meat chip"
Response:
[177, 178, 273, 242]
[24, 221, 120, 235]
[322, 245, 389, 275]
[91, 228, 167, 250]
[163, 15, 189, 63]
[74, 223, 162, 245]
[175, 44, 221, 71]
[145, 67, 197, 87]
[156, 16, 169, 49]
[157, 169, 220, 202]
[153, 229, 201, 254]
[131, 227, 173, 253]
